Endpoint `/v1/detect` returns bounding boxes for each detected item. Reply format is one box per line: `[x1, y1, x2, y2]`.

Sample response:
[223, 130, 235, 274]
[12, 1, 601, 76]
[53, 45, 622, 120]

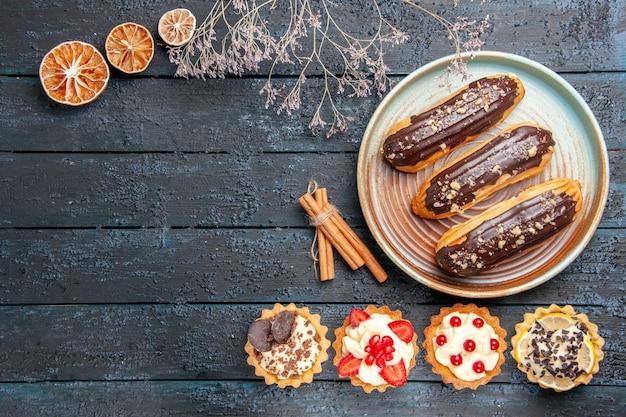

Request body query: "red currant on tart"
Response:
[450, 316, 462, 327]
[450, 354, 463, 366]
[364, 334, 396, 368]
[473, 317, 484, 328]
[490, 338, 500, 351]
[473, 360, 485, 373]
[423, 304, 507, 390]
[463, 339, 476, 352]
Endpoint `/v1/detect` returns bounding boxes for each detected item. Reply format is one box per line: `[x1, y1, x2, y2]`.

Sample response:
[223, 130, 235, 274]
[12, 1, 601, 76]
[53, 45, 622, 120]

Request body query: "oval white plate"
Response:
[357, 51, 609, 298]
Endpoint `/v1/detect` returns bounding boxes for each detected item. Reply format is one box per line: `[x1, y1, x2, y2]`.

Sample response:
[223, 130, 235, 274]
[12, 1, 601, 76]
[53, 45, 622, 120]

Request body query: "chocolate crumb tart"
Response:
[245, 303, 330, 388]
[511, 304, 604, 392]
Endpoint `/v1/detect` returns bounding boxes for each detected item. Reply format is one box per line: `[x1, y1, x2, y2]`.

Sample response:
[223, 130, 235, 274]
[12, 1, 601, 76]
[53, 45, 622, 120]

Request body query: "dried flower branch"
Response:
[402, 0, 490, 85]
[165, 1, 490, 137]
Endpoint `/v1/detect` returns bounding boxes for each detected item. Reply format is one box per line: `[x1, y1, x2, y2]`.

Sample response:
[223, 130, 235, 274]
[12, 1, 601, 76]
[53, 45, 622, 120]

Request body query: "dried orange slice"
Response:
[158, 8, 196, 46]
[39, 41, 110, 106]
[105, 22, 154, 74]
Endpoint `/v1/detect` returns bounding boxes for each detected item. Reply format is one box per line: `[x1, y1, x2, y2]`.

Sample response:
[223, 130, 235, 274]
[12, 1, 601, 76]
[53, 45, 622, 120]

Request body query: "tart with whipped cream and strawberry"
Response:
[423, 303, 507, 390]
[511, 304, 604, 392]
[333, 305, 418, 393]
[244, 303, 331, 388]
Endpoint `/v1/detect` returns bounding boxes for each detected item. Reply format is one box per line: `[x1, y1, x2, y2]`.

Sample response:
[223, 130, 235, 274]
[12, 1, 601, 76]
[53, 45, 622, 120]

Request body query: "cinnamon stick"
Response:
[321, 201, 388, 283]
[298, 193, 364, 270]
[314, 188, 335, 281]
[299, 192, 387, 283]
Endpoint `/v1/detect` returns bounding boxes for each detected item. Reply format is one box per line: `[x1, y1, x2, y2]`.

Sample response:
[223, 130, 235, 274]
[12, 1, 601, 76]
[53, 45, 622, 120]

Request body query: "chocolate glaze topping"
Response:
[248, 311, 297, 352]
[437, 190, 578, 276]
[272, 311, 296, 344]
[383, 74, 521, 168]
[248, 320, 273, 352]
[425, 125, 555, 215]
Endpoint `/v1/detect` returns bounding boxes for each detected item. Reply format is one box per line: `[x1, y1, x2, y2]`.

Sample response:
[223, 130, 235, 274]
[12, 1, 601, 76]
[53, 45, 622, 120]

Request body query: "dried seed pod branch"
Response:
[165, 1, 490, 137]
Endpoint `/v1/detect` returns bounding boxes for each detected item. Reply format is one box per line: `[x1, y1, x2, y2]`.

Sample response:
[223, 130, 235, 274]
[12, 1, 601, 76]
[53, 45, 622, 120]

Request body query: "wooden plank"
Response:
[0, 380, 624, 417]
[0, 228, 623, 306]
[1, 152, 623, 228]
[0, 152, 359, 228]
[1, 0, 624, 76]
[481, 0, 626, 72]
[0, 0, 623, 414]
[0, 304, 623, 385]
[1, 73, 624, 153]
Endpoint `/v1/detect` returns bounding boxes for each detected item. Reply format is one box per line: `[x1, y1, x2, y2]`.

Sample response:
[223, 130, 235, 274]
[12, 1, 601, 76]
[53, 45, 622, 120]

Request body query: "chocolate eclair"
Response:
[412, 124, 556, 219]
[436, 178, 583, 276]
[382, 74, 525, 172]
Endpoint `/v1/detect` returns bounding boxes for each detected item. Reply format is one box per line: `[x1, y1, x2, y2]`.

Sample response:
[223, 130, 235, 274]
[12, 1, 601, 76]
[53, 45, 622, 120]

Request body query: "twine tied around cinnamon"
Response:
[307, 181, 341, 229]
[305, 180, 336, 281]
[299, 180, 387, 283]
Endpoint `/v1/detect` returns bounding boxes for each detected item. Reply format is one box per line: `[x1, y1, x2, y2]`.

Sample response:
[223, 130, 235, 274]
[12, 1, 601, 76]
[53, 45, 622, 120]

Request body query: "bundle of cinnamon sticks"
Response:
[299, 187, 387, 283]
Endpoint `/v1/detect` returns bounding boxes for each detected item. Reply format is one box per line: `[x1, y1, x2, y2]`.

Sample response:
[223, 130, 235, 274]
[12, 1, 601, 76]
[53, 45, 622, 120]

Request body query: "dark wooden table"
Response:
[1, 1, 624, 416]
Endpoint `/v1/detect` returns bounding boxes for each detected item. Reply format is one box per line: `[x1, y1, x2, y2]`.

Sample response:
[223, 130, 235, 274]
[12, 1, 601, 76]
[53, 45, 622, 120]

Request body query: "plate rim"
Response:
[357, 51, 610, 298]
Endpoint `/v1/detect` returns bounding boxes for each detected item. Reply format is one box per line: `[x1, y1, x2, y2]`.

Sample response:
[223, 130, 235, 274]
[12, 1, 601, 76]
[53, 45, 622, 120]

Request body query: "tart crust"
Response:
[332, 305, 419, 393]
[244, 303, 330, 388]
[423, 303, 507, 390]
[510, 304, 605, 392]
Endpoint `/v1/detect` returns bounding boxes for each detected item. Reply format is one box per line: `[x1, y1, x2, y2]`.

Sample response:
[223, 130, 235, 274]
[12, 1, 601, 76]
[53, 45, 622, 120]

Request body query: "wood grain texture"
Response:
[0, 0, 624, 76]
[0, 73, 623, 152]
[0, 381, 623, 417]
[0, 304, 623, 384]
[0, 0, 624, 415]
[0, 228, 623, 307]
[1, 152, 624, 228]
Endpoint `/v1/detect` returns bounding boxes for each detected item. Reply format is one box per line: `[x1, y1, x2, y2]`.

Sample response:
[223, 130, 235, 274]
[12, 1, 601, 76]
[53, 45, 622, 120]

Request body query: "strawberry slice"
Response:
[349, 308, 371, 328]
[379, 359, 407, 387]
[388, 320, 414, 343]
[337, 353, 362, 377]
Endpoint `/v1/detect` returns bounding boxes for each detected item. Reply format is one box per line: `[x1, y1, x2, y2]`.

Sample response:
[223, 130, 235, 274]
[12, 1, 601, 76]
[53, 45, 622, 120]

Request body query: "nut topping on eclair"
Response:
[382, 74, 525, 172]
[436, 178, 583, 276]
[412, 124, 556, 219]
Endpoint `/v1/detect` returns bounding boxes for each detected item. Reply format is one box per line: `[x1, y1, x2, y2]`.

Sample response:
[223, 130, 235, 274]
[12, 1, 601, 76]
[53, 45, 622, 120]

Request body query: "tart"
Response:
[244, 303, 330, 388]
[511, 304, 605, 392]
[333, 305, 418, 393]
[423, 303, 507, 390]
